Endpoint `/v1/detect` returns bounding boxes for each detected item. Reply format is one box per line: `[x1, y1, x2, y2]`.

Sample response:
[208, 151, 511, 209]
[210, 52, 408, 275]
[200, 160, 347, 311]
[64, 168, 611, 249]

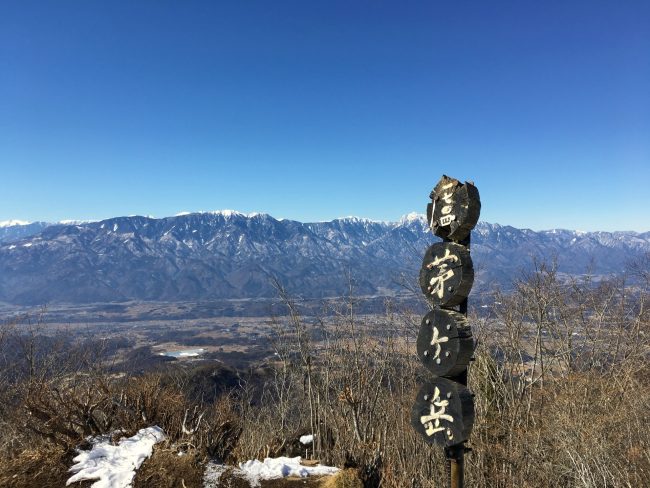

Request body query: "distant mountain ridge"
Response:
[0, 212, 648, 305]
[0, 221, 51, 244]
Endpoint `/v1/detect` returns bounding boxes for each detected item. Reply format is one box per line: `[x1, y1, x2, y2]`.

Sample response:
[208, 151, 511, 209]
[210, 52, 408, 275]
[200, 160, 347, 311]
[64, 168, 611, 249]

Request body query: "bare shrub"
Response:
[232, 262, 649, 488]
[0, 314, 243, 485]
[0, 257, 647, 487]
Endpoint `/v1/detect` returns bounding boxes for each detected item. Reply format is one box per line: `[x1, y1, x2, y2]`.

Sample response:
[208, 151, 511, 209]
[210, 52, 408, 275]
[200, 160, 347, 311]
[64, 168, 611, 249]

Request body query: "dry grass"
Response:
[132, 447, 205, 488]
[0, 261, 647, 487]
[231, 266, 650, 488]
[0, 444, 88, 488]
[321, 469, 363, 488]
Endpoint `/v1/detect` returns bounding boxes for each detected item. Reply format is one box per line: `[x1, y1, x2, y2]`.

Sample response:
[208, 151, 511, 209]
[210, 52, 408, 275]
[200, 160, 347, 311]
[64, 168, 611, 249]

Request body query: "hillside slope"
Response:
[0, 212, 647, 304]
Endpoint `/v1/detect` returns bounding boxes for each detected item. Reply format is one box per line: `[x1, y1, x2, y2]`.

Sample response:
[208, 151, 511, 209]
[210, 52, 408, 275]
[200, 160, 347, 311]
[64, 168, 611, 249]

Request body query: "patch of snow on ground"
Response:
[239, 456, 339, 481]
[159, 348, 205, 358]
[299, 434, 314, 445]
[66, 426, 165, 488]
[203, 462, 229, 487]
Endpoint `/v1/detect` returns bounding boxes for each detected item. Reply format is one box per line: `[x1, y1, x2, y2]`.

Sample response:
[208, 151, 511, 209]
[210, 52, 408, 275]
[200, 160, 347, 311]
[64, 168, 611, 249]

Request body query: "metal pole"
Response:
[445, 444, 465, 488]
[450, 447, 464, 488]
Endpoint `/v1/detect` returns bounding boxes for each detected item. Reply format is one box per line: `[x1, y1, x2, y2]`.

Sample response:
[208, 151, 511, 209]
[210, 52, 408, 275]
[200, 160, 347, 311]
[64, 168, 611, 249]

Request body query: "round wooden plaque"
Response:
[410, 377, 475, 446]
[419, 242, 474, 307]
[427, 175, 481, 242]
[417, 309, 474, 377]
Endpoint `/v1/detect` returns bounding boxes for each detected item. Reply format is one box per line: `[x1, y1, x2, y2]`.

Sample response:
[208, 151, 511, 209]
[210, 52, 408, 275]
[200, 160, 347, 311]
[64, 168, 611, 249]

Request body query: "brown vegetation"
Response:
[0, 259, 648, 487]
[231, 263, 650, 487]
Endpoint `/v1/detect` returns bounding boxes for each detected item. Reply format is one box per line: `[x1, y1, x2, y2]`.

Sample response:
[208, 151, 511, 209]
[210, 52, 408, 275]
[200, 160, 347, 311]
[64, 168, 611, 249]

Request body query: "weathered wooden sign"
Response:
[416, 309, 474, 377]
[410, 378, 475, 446]
[412, 175, 481, 488]
[419, 242, 474, 307]
[427, 175, 480, 242]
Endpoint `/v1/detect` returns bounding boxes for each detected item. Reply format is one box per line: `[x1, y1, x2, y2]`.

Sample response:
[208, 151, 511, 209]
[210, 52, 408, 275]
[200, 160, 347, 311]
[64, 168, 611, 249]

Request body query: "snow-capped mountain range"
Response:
[0, 212, 648, 305]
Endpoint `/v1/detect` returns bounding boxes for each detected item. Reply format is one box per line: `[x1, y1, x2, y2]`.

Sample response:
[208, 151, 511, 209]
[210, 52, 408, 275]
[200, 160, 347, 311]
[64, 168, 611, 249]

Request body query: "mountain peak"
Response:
[58, 219, 97, 225]
[399, 212, 427, 225]
[0, 220, 31, 228]
[209, 210, 245, 218]
[333, 216, 381, 224]
[174, 210, 265, 219]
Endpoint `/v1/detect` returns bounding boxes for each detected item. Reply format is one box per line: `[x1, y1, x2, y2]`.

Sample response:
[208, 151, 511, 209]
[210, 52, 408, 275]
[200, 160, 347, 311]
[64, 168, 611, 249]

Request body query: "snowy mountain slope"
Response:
[0, 213, 647, 304]
[0, 221, 50, 243]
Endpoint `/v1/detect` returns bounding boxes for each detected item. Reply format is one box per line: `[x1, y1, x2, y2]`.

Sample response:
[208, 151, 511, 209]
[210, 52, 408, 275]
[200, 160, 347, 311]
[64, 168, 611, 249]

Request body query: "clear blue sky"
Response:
[1, 1, 648, 231]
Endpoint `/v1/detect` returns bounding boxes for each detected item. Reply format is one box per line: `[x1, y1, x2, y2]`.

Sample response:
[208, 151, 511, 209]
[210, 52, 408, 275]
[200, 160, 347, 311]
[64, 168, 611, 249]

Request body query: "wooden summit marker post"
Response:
[410, 175, 480, 488]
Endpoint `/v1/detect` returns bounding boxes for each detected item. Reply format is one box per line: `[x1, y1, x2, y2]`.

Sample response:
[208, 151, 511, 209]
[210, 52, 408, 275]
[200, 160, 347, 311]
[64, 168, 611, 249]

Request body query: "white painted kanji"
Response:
[420, 387, 454, 436]
[429, 325, 449, 360]
[426, 247, 459, 299]
[431, 181, 457, 228]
